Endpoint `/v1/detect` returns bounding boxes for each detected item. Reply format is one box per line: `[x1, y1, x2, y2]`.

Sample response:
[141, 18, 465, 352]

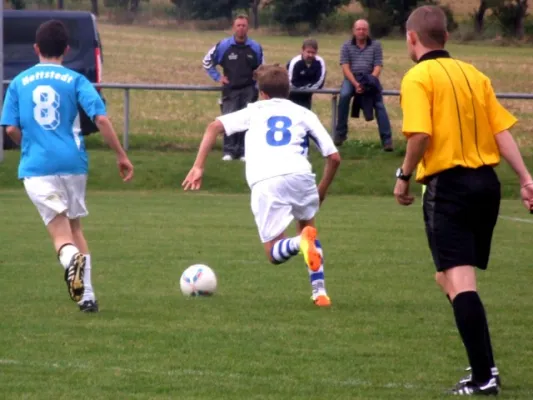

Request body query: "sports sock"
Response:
[446, 293, 495, 369]
[57, 243, 80, 270]
[79, 254, 95, 302]
[452, 291, 493, 384]
[270, 237, 300, 264]
[309, 240, 326, 298]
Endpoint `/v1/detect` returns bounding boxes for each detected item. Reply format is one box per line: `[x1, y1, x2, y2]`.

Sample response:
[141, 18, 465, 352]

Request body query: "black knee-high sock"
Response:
[452, 291, 493, 383]
[446, 293, 495, 369]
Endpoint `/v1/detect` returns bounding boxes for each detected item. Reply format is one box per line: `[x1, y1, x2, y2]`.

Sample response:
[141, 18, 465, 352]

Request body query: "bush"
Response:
[319, 11, 363, 33]
[366, 8, 395, 37]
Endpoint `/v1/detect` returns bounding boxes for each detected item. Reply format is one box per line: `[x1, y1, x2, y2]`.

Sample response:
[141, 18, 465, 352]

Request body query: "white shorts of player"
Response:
[251, 173, 319, 243]
[23, 174, 88, 226]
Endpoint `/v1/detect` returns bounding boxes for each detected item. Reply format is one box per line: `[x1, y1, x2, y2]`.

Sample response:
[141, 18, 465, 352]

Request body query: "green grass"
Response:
[1, 146, 533, 198]
[2, 17, 533, 400]
[1, 190, 533, 399]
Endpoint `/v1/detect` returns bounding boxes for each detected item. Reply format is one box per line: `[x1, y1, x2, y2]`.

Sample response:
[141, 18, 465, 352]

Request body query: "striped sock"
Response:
[309, 240, 326, 297]
[270, 237, 301, 264]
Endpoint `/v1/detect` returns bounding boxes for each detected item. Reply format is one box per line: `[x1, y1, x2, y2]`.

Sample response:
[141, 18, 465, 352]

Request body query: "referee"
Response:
[394, 5, 533, 396]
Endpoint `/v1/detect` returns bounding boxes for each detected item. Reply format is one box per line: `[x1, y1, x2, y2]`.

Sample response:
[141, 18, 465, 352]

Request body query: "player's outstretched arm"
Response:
[495, 129, 533, 211]
[94, 115, 134, 182]
[318, 152, 341, 205]
[182, 120, 225, 191]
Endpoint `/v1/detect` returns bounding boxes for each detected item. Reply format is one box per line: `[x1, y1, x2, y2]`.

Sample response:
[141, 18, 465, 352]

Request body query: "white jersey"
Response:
[216, 98, 338, 187]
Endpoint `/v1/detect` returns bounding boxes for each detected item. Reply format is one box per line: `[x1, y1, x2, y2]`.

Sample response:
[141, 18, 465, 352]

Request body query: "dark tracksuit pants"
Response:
[221, 84, 258, 159]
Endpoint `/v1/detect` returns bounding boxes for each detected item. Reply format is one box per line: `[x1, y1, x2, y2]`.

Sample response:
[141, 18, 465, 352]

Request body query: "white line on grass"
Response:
[499, 215, 533, 224]
[0, 359, 417, 390]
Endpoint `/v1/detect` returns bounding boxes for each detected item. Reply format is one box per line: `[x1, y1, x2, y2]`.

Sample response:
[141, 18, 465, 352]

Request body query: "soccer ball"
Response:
[180, 264, 217, 297]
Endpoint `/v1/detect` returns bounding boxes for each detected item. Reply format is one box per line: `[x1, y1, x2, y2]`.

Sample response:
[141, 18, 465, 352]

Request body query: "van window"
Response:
[4, 18, 84, 63]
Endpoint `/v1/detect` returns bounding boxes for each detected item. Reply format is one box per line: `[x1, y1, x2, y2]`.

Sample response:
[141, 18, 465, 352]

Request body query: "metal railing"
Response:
[3, 81, 533, 152]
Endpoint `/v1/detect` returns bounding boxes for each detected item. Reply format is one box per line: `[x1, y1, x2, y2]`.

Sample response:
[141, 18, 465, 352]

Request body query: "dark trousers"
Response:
[221, 85, 258, 158]
[335, 78, 392, 146]
[289, 92, 312, 110]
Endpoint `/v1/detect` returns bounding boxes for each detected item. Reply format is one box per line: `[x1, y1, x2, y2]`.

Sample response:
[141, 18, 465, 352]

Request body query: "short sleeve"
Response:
[339, 42, 350, 65]
[304, 111, 338, 157]
[374, 42, 383, 67]
[0, 81, 20, 127]
[76, 75, 106, 120]
[483, 77, 517, 134]
[400, 73, 432, 137]
[216, 107, 251, 136]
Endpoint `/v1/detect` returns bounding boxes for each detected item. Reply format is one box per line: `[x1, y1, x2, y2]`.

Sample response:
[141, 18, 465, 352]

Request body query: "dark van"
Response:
[2, 10, 105, 149]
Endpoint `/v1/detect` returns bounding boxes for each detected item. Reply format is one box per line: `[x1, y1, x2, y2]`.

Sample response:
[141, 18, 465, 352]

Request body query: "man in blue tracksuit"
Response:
[203, 15, 264, 161]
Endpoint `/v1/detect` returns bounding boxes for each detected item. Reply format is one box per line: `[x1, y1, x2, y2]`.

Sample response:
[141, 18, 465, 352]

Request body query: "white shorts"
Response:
[23, 174, 88, 226]
[251, 173, 319, 243]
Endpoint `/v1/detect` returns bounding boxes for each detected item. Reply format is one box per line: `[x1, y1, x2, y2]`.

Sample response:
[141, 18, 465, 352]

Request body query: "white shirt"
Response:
[216, 98, 338, 188]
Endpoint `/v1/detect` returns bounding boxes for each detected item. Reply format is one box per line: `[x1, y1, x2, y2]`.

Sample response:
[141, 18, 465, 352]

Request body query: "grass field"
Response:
[2, 19, 533, 399]
[1, 190, 533, 399]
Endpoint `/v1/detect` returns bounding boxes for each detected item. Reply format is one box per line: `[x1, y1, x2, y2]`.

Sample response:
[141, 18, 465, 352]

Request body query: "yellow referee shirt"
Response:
[400, 50, 518, 183]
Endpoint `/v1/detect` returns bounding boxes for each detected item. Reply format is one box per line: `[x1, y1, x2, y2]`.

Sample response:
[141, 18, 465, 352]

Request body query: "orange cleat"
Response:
[313, 294, 332, 307]
[300, 226, 322, 272]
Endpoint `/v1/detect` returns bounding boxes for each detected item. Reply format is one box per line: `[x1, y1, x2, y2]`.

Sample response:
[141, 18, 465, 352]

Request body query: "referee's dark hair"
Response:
[406, 5, 448, 48]
[36, 20, 69, 58]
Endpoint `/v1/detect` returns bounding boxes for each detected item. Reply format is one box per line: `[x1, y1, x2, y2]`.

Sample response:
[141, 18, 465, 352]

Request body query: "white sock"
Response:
[80, 254, 95, 302]
[309, 241, 326, 298]
[58, 244, 80, 270]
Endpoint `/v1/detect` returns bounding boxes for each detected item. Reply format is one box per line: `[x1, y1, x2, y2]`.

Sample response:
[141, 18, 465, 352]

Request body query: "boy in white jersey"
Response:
[183, 65, 341, 306]
[1, 20, 134, 312]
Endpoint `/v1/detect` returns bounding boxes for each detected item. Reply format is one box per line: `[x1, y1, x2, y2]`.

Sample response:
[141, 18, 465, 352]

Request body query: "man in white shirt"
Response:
[182, 65, 341, 307]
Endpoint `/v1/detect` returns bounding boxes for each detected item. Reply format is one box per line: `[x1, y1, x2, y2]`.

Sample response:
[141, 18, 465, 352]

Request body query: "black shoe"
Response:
[450, 377, 499, 395]
[460, 367, 501, 388]
[64, 253, 86, 302]
[79, 299, 99, 313]
[383, 144, 394, 152]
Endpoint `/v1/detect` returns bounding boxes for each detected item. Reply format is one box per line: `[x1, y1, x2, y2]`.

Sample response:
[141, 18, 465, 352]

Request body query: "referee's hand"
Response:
[394, 179, 415, 206]
[520, 182, 533, 213]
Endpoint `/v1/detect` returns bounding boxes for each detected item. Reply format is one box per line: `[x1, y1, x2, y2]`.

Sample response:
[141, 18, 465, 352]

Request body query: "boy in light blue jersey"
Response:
[1, 20, 134, 312]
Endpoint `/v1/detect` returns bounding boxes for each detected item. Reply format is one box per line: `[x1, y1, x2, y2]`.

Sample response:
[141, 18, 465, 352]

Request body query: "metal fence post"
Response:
[123, 88, 130, 151]
[330, 95, 337, 137]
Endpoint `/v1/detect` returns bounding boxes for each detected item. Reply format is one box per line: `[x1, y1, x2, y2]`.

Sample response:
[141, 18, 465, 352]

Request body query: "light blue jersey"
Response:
[0, 64, 106, 179]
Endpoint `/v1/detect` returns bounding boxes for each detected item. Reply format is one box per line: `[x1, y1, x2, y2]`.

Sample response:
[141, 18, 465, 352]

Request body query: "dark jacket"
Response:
[203, 36, 263, 92]
[351, 73, 382, 121]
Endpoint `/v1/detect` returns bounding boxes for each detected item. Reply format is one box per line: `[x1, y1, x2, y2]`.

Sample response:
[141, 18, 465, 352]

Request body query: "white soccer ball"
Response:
[180, 264, 217, 297]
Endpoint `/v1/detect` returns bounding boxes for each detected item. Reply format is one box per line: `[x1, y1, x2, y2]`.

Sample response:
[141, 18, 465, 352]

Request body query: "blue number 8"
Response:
[266, 116, 292, 146]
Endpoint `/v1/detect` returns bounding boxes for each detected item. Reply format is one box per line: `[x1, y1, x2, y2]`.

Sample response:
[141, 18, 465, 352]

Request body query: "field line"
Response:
[499, 215, 533, 224]
[0, 358, 417, 390]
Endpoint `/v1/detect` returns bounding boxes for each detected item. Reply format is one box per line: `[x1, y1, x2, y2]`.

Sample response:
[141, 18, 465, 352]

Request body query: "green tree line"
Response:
[7, 0, 530, 39]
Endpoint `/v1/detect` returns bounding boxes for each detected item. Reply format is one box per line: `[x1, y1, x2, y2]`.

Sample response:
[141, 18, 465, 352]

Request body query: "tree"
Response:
[473, 0, 489, 32]
[492, 0, 529, 39]
[91, 0, 99, 15]
[171, 0, 241, 20]
[271, 0, 351, 31]
[10, 0, 26, 9]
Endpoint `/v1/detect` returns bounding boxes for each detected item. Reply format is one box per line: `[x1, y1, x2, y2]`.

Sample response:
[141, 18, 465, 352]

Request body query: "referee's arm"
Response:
[399, 76, 431, 177]
[484, 78, 533, 187]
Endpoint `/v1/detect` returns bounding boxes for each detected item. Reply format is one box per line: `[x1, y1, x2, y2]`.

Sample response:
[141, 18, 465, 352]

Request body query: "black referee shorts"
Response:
[423, 166, 501, 272]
